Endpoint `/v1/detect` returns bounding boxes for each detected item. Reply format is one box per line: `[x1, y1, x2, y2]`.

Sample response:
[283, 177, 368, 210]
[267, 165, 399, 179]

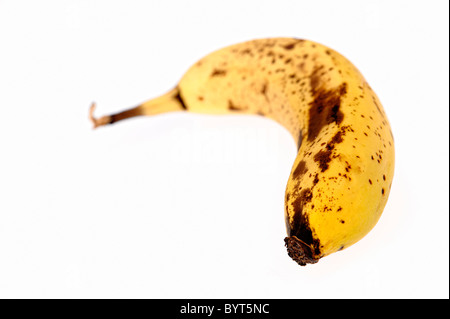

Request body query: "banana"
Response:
[89, 38, 395, 266]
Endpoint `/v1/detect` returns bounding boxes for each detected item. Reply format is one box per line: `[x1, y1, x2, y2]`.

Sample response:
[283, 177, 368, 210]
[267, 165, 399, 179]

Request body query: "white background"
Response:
[0, 0, 448, 299]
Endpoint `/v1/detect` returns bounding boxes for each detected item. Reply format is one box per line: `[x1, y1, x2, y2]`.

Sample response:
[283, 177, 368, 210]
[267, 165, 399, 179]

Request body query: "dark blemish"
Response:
[307, 67, 347, 142]
[197, 96, 204, 101]
[337, 207, 342, 212]
[288, 188, 319, 257]
[314, 149, 332, 172]
[292, 160, 307, 180]
[285, 58, 292, 64]
[330, 129, 344, 145]
[340, 220, 345, 224]
[286, 185, 320, 257]
[261, 82, 270, 102]
[300, 188, 313, 203]
[261, 83, 267, 95]
[282, 42, 298, 50]
[383, 174, 386, 181]
[345, 161, 351, 171]
[210, 69, 227, 77]
[312, 173, 319, 186]
[369, 179, 373, 185]
[227, 100, 245, 111]
[382, 188, 385, 195]
[313, 126, 348, 172]
[338, 245, 345, 251]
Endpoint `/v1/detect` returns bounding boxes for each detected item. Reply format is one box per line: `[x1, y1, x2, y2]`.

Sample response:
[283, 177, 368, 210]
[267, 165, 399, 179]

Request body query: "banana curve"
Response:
[89, 38, 395, 266]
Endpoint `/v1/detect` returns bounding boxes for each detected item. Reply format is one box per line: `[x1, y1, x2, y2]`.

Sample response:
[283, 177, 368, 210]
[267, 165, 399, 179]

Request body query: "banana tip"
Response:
[89, 102, 111, 129]
[89, 102, 98, 129]
[284, 236, 319, 266]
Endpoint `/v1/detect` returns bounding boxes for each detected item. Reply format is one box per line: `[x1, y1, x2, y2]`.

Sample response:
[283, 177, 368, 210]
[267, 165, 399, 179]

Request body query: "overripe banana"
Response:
[89, 38, 395, 266]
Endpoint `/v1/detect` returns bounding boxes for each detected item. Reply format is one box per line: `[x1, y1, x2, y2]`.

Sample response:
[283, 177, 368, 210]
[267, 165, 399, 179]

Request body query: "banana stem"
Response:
[89, 102, 144, 129]
[89, 87, 187, 129]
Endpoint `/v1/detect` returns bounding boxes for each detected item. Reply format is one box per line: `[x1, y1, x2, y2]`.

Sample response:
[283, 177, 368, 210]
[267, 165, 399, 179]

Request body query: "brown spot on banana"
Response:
[307, 81, 347, 142]
[261, 82, 268, 95]
[313, 125, 349, 172]
[314, 149, 333, 172]
[281, 38, 305, 50]
[210, 69, 227, 77]
[292, 160, 307, 180]
[227, 100, 246, 111]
